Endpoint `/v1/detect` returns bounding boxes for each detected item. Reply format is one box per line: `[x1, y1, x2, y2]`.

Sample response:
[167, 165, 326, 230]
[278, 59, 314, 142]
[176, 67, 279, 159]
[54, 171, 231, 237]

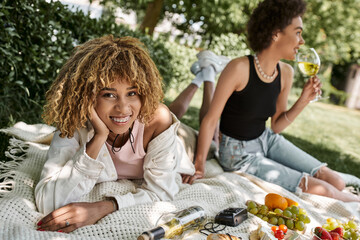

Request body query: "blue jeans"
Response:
[218, 128, 326, 192]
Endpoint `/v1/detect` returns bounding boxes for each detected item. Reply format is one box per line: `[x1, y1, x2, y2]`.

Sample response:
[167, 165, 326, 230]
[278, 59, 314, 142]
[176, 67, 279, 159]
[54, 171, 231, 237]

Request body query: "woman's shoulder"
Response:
[227, 56, 250, 69]
[144, 103, 172, 140]
[218, 56, 250, 91]
[279, 61, 294, 76]
[222, 56, 250, 78]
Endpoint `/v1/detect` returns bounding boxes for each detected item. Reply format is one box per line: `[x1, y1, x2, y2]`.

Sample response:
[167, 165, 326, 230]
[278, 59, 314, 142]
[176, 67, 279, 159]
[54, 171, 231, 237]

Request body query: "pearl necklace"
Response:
[254, 54, 277, 80]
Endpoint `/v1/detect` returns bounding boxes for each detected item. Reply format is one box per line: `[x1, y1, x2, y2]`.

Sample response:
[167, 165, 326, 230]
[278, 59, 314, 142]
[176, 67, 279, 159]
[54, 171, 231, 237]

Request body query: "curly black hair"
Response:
[247, 0, 306, 52]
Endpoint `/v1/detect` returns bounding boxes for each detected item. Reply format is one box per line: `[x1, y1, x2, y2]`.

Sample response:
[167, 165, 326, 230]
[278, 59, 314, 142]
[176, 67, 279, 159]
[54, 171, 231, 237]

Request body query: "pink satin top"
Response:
[105, 120, 146, 179]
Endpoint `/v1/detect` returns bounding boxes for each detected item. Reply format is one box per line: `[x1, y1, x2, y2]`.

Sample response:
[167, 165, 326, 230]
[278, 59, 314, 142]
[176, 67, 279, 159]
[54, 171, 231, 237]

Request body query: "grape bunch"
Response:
[246, 200, 311, 231]
[322, 217, 360, 240]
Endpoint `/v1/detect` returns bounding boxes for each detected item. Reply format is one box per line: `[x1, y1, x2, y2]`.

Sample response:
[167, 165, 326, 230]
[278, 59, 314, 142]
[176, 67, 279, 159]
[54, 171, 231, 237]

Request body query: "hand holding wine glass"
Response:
[297, 48, 322, 102]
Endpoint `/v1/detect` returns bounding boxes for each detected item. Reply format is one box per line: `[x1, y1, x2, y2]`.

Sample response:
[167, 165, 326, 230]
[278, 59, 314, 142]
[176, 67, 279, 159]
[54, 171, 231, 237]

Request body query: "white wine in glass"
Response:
[297, 48, 322, 102]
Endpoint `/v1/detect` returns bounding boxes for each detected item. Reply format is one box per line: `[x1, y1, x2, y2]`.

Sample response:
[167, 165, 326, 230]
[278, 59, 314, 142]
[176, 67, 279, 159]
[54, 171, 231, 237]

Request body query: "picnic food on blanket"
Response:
[246, 197, 310, 231]
[271, 225, 288, 233]
[137, 206, 206, 240]
[265, 193, 289, 210]
[250, 224, 278, 240]
[265, 193, 299, 210]
[313, 227, 333, 240]
[206, 233, 241, 240]
[271, 225, 286, 239]
[284, 197, 299, 207]
[321, 217, 360, 240]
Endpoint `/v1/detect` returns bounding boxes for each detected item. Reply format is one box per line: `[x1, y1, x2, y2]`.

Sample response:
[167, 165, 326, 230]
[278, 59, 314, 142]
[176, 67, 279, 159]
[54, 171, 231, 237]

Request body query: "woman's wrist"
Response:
[86, 134, 108, 159]
[194, 158, 205, 172]
[93, 132, 109, 142]
[109, 199, 118, 212]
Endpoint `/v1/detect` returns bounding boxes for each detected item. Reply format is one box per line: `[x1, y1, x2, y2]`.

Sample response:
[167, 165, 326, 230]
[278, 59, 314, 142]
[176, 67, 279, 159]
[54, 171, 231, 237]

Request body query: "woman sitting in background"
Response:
[183, 0, 360, 203]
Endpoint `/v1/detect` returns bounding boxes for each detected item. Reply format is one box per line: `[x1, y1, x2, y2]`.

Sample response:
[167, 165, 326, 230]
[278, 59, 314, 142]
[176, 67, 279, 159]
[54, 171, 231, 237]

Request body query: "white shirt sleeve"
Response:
[35, 130, 105, 215]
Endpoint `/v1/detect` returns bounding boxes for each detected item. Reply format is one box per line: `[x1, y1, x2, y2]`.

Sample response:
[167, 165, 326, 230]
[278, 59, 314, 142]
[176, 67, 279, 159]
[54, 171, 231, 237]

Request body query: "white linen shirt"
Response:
[35, 114, 195, 215]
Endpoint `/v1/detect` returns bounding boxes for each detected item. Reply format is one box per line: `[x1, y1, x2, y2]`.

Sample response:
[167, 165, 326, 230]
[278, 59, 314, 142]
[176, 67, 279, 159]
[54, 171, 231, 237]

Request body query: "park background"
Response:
[1, 0, 360, 178]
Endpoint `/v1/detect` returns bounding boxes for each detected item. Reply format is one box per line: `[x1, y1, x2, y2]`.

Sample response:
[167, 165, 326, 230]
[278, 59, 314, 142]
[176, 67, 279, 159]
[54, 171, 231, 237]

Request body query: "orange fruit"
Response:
[284, 197, 299, 207]
[279, 224, 288, 233]
[264, 193, 288, 210]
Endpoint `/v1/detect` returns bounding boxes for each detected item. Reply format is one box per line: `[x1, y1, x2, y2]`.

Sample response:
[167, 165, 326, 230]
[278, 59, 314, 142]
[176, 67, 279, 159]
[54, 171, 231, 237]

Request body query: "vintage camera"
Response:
[214, 208, 248, 227]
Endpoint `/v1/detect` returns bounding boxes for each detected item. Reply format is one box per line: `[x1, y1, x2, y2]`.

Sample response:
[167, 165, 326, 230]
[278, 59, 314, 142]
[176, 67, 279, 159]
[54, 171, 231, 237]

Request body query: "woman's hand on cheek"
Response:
[36, 201, 113, 233]
[90, 106, 109, 137]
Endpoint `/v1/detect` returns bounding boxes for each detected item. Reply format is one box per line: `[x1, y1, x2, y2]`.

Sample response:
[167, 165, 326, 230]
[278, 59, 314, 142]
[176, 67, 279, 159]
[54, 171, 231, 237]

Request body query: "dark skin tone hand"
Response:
[37, 200, 115, 233]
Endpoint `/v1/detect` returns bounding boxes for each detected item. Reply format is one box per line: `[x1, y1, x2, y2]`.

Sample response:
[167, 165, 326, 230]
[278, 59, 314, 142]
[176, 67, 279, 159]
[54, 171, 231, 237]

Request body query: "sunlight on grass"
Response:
[284, 102, 360, 160]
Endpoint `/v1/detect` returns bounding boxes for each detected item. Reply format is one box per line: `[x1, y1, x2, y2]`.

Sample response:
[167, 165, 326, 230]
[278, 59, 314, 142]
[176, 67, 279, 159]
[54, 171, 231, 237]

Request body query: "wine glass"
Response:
[296, 47, 322, 102]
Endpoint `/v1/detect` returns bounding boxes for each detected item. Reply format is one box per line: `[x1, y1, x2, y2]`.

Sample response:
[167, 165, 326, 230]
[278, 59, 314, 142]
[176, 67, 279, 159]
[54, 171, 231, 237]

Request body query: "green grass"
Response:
[164, 87, 360, 178]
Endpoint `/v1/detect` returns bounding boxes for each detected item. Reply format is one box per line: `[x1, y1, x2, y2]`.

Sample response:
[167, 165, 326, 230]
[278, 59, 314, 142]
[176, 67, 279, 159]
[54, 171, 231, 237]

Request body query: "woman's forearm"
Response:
[86, 133, 108, 159]
[272, 97, 308, 133]
[194, 116, 218, 172]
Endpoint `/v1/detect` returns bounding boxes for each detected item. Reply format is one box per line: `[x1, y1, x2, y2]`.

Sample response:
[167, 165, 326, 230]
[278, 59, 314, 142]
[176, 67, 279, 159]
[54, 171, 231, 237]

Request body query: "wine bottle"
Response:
[138, 206, 207, 240]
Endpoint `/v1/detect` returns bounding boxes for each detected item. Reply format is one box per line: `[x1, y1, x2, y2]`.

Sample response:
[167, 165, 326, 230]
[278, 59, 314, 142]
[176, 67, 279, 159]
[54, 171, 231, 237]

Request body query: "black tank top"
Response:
[220, 55, 281, 140]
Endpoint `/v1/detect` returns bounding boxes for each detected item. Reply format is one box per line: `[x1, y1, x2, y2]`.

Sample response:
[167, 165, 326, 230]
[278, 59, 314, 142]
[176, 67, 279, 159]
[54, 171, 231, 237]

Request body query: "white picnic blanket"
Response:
[0, 122, 359, 240]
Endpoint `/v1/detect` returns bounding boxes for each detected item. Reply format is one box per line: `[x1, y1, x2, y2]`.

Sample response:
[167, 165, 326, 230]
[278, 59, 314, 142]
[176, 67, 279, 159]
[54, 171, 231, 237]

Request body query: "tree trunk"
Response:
[139, 0, 164, 35]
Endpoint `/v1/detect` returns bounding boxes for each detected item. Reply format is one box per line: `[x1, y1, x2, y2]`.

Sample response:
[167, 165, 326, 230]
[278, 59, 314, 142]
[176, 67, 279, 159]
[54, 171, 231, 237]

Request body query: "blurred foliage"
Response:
[162, 39, 198, 90]
[0, 0, 173, 128]
[99, 0, 360, 102]
[207, 32, 251, 59]
[100, 0, 360, 63]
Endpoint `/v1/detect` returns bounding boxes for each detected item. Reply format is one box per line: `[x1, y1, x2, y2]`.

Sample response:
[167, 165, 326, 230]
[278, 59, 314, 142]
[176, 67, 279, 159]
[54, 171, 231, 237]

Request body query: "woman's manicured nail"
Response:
[37, 228, 44, 231]
[58, 230, 63, 232]
[37, 221, 43, 226]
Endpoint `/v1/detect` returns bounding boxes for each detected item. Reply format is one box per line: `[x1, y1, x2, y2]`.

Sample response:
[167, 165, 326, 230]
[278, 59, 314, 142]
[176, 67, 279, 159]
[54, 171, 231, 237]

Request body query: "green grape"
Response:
[295, 221, 305, 231]
[344, 231, 352, 239]
[299, 208, 307, 215]
[260, 205, 269, 211]
[351, 231, 359, 240]
[348, 220, 358, 230]
[290, 206, 299, 215]
[249, 207, 259, 215]
[286, 219, 295, 230]
[262, 216, 269, 222]
[298, 214, 306, 222]
[269, 217, 278, 225]
[247, 201, 257, 209]
[274, 208, 283, 215]
[322, 223, 331, 231]
[268, 212, 277, 218]
[327, 218, 337, 224]
[260, 208, 268, 215]
[283, 210, 293, 218]
[256, 214, 264, 219]
[336, 219, 343, 225]
[329, 222, 339, 230]
[284, 207, 292, 212]
[303, 216, 311, 224]
[278, 217, 285, 226]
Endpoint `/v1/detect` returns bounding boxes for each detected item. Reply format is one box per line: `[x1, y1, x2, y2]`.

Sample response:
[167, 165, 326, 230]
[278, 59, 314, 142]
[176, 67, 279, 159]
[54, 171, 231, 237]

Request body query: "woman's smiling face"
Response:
[95, 79, 141, 135]
[275, 16, 305, 60]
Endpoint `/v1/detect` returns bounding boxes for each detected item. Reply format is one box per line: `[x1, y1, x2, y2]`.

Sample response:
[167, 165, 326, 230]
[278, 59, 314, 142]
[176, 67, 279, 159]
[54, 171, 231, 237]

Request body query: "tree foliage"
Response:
[0, 0, 173, 128]
[119, 0, 360, 65]
[99, 0, 360, 102]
